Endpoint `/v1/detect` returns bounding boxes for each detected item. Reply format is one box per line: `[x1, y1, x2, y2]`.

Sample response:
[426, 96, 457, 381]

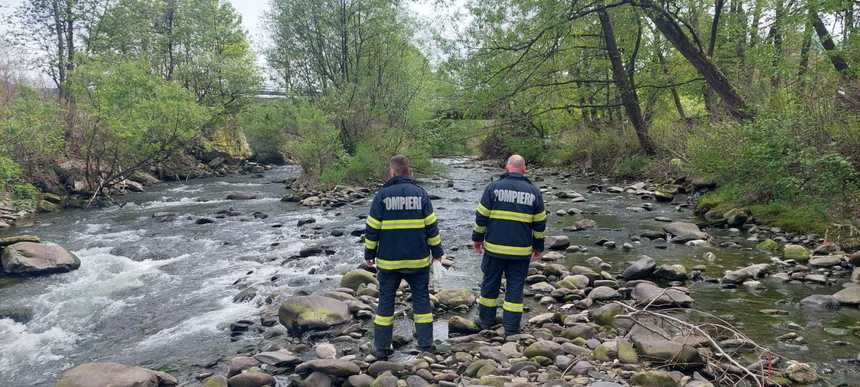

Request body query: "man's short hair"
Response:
[390, 154, 411, 176]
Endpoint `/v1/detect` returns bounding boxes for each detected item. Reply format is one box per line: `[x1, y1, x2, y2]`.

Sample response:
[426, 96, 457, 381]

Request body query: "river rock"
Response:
[663, 222, 708, 243]
[226, 193, 257, 200]
[55, 363, 177, 387]
[340, 269, 378, 290]
[722, 263, 769, 284]
[653, 264, 688, 281]
[631, 370, 680, 387]
[370, 371, 398, 387]
[278, 295, 351, 332]
[0, 235, 40, 247]
[783, 244, 811, 262]
[833, 286, 860, 306]
[315, 343, 337, 359]
[631, 282, 693, 307]
[524, 340, 562, 358]
[1, 242, 81, 276]
[570, 219, 596, 231]
[546, 236, 571, 250]
[449, 315, 481, 333]
[296, 359, 361, 377]
[800, 294, 841, 310]
[202, 375, 228, 387]
[756, 239, 779, 251]
[786, 361, 819, 384]
[227, 371, 275, 387]
[367, 361, 405, 377]
[809, 255, 843, 268]
[592, 303, 624, 326]
[227, 357, 259, 377]
[254, 349, 300, 366]
[302, 372, 332, 387]
[347, 374, 374, 387]
[723, 208, 749, 227]
[588, 286, 621, 301]
[435, 288, 475, 308]
[621, 255, 656, 280]
[558, 274, 590, 290]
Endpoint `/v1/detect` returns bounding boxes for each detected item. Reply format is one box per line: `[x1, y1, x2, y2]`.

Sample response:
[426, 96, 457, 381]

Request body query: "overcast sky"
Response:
[0, 0, 468, 83]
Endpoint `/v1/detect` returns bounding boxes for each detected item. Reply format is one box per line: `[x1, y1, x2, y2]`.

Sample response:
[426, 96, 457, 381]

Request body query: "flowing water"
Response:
[0, 158, 858, 386]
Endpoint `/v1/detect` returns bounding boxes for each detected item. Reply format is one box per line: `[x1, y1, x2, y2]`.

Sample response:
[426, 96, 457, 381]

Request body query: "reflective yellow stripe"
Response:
[380, 219, 425, 230]
[366, 216, 382, 229]
[477, 203, 491, 216]
[484, 241, 533, 256]
[424, 213, 437, 225]
[365, 238, 378, 249]
[503, 301, 524, 313]
[488, 210, 532, 223]
[427, 235, 442, 246]
[533, 211, 547, 222]
[414, 313, 433, 324]
[479, 296, 498, 307]
[376, 256, 432, 270]
[374, 315, 394, 326]
[532, 231, 545, 239]
[474, 224, 487, 233]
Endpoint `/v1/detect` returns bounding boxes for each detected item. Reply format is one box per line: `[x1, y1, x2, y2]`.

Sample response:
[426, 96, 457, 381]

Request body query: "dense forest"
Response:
[0, 0, 858, 233]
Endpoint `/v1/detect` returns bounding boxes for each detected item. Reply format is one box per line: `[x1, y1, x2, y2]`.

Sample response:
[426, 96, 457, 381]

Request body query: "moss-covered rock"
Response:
[783, 244, 811, 262]
[631, 370, 679, 387]
[278, 295, 351, 332]
[592, 303, 624, 326]
[340, 269, 378, 291]
[756, 239, 779, 251]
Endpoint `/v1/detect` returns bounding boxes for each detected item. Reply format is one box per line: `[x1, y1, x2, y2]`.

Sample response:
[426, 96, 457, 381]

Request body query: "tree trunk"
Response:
[770, 0, 784, 87]
[703, 0, 725, 114]
[810, 10, 852, 78]
[655, 40, 688, 121]
[637, 0, 754, 121]
[797, 14, 813, 81]
[598, 6, 656, 155]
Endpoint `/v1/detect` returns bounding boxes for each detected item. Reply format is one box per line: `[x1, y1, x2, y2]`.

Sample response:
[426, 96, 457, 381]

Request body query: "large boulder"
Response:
[278, 295, 351, 332]
[631, 282, 693, 307]
[0, 235, 40, 247]
[663, 222, 708, 243]
[545, 236, 571, 251]
[722, 208, 749, 227]
[56, 363, 177, 387]
[435, 289, 476, 308]
[621, 255, 656, 280]
[227, 371, 276, 387]
[630, 325, 703, 370]
[340, 270, 378, 291]
[1, 242, 80, 276]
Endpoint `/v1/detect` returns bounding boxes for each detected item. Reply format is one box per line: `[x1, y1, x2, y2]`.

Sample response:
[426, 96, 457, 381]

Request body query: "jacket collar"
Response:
[384, 175, 415, 187]
[501, 172, 529, 181]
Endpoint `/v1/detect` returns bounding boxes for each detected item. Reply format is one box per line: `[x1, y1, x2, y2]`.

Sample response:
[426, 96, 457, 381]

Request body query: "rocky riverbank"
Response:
[6, 158, 858, 386]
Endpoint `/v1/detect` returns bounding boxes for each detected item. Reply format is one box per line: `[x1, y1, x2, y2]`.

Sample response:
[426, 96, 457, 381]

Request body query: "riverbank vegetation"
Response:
[0, 0, 259, 212]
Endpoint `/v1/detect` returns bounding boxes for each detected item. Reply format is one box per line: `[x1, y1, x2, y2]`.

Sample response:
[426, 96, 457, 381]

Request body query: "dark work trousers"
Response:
[478, 254, 530, 335]
[373, 268, 433, 352]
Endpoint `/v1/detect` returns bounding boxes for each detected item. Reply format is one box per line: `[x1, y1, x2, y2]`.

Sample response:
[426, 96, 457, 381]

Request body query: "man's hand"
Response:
[531, 250, 542, 262]
[434, 255, 445, 262]
[473, 241, 483, 254]
[366, 259, 376, 268]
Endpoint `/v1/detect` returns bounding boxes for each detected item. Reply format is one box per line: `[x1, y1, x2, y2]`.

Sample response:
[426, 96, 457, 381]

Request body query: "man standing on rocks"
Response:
[473, 154, 546, 336]
[365, 155, 445, 358]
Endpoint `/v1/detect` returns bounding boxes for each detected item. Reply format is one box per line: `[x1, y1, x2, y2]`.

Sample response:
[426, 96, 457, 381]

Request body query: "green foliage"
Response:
[0, 155, 23, 192]
[271, 98, 344, 182]
[613, 154, 653, 179]
[11, 183, 39, 210]
[421, 119, 486, 156]
[70, 59, 211, 185]
[688, 112, 858, 203]
[0, 87, 64, 177]
[239, 100, 290, 163]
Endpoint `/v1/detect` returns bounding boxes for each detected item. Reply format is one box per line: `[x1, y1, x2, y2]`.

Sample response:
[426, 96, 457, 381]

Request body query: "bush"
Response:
[0, 86, 64, 177]
[276, 98, 345, 183]
[239, 100, 291, 163]
[0, 154, 22, 192]
[321, 129, 436, 185]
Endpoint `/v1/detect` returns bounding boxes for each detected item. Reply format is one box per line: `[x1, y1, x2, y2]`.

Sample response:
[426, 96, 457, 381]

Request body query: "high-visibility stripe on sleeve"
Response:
[366, 216, 382, 229]
[376, 256, 432, 270]
[427, 235, 442, 246]
[532, 231, 545, 239]
[473, 224, 486, 233]
[502, 301, 524, 313]
[478, 296, 498, 308]
[484, 241, 533, 256]
[476, 203, 491, 216]
[414, 313, 433, 324]
[365, 238, 378, 250]
[374, 315, 394, 326]
[533, 211, 547, 222]
[424, 212, 437, 225]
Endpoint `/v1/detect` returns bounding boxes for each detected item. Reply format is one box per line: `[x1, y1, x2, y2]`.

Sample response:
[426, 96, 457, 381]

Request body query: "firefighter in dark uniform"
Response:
[365, 155, 444, 358]
[472, 154, 546, 336]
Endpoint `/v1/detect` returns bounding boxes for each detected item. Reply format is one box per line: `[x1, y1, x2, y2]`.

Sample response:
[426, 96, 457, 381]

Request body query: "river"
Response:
[0, 158, 857, 386]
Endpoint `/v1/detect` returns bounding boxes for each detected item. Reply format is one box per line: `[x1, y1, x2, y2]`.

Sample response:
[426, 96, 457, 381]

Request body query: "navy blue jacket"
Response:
[365, 176, 444, 271]
[472, 172, 547, 259]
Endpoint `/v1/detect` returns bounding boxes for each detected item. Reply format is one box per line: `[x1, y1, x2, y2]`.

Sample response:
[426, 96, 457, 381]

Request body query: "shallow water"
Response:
[0, 158, 857, 386]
